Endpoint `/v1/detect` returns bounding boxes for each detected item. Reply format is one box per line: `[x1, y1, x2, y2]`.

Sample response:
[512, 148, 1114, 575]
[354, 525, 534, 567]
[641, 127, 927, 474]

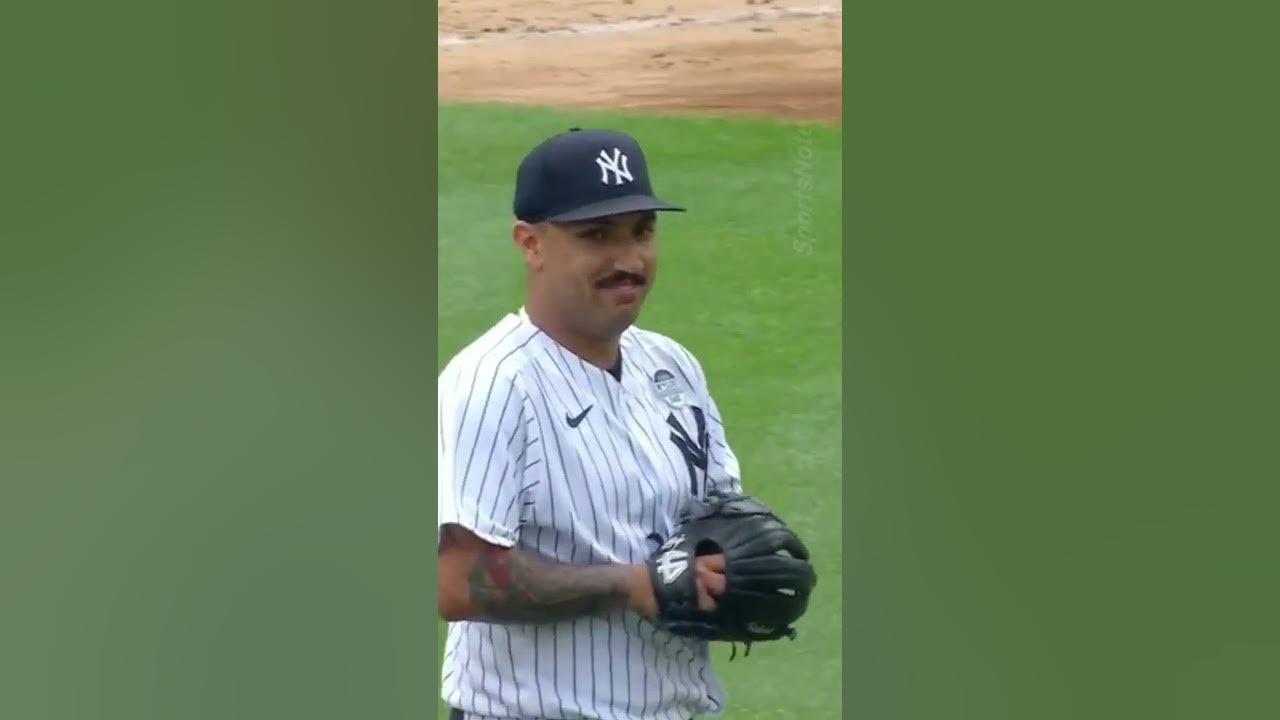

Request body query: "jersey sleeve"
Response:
[437, 364, 532, 548]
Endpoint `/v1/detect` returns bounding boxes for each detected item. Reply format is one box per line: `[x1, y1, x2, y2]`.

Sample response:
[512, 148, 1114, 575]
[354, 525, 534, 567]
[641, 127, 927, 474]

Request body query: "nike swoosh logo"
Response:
[566, 405, 593, 428]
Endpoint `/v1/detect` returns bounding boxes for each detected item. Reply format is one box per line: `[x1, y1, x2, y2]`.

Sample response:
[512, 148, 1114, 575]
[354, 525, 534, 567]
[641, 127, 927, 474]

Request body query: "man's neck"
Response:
[524, 302, 620, 370]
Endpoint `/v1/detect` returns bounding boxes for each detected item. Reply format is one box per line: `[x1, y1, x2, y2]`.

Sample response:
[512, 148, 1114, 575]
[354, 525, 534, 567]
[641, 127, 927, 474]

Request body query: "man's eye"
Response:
[581, 228, 607, 241]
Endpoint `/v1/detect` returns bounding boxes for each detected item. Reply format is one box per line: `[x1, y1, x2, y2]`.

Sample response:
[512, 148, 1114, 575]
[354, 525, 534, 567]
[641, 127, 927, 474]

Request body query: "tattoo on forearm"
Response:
[466, 546, 632, 623]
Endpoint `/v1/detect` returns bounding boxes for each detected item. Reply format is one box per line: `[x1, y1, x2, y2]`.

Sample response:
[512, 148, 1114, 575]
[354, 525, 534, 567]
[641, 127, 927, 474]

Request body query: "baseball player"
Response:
[438, 128, 815, 720]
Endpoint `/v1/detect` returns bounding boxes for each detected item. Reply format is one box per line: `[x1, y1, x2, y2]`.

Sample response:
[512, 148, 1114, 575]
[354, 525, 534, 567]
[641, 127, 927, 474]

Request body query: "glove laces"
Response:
[728, 628, 798, 661]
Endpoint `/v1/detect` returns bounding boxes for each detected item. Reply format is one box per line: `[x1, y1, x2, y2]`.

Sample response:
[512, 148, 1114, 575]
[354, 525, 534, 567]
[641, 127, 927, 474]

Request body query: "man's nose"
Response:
[608, 242, 646, 274]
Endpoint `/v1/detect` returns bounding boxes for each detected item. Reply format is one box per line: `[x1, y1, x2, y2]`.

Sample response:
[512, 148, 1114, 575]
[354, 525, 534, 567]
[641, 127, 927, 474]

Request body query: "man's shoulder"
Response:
[623, 324, 707, 387]
[624, 324, 693, 355]
[439, 312, 542, 395]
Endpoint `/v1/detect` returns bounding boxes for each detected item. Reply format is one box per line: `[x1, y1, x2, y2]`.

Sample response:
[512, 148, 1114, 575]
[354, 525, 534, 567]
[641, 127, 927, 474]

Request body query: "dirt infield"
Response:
[438, 0, 842, 125]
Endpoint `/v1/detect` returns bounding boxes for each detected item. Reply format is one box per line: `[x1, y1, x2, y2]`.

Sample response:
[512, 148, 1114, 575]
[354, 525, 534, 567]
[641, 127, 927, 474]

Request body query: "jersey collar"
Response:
[515, 305, 634, 392]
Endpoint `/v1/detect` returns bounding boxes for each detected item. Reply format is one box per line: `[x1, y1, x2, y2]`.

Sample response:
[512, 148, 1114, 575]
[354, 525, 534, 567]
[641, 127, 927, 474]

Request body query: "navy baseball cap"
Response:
[513, 128, 685, 223]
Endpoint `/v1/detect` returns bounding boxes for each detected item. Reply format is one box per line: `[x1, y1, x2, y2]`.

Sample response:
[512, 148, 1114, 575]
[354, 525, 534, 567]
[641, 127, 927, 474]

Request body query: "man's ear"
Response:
[512, 220, 544, 270]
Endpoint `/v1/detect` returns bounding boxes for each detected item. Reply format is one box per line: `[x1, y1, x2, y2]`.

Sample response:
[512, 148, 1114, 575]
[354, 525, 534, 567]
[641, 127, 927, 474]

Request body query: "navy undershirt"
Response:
[607, 351, 623, 382]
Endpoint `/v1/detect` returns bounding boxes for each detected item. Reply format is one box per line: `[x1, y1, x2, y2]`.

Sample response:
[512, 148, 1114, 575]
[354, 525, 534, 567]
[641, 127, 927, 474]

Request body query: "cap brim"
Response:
[544, 195, 686, 223]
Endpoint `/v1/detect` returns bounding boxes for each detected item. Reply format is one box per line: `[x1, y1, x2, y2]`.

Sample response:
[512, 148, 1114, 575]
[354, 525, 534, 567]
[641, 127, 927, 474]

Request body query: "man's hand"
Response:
[695, 554, 726, 611]
[629, 554, 726, 619]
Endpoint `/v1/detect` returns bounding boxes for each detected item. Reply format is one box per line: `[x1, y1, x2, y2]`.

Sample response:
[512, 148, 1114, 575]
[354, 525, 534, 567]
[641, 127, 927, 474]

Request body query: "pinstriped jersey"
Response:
[438, 307, 744, 720]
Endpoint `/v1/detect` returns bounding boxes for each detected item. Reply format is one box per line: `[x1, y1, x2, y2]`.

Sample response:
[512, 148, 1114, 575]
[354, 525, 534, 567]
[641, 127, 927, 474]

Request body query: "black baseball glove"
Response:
[644, 493, 817, 652]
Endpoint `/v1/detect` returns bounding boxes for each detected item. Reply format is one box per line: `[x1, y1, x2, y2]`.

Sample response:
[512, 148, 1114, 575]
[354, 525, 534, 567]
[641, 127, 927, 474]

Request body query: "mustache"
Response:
[596, 272, 647, 288]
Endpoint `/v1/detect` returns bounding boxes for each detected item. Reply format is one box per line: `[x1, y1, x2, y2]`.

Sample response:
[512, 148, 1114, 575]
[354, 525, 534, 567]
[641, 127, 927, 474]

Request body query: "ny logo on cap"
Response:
[596, 148, 633, 185]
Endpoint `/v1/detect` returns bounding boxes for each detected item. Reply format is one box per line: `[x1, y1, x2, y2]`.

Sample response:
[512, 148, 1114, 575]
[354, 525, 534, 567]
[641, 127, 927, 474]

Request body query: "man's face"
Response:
[518, 210, 659, 340]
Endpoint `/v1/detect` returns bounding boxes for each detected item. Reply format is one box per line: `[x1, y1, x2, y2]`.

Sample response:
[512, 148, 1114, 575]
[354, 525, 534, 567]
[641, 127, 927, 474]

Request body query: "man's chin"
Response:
[601, 305, 643, 337]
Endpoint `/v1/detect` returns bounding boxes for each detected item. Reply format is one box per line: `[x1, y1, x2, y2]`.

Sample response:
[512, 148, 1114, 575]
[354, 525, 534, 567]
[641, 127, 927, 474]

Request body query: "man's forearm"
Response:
[464, 543, 651, 624]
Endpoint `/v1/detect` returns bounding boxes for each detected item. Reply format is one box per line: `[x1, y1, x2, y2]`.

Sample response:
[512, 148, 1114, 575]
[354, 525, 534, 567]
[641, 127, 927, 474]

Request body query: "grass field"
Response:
[438, 101, 843, 719]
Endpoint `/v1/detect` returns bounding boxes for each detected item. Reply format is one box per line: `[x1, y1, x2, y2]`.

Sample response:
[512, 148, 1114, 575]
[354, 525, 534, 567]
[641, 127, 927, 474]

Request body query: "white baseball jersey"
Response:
[438, 307, 745, 720]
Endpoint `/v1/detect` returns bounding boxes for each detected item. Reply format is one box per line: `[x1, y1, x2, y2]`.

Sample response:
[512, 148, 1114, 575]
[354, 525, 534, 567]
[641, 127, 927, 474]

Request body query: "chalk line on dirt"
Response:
[438, 4, 842, 47]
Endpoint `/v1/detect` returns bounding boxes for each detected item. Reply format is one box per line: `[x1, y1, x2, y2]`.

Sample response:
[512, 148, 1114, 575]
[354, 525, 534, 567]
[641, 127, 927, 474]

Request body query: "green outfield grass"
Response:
[438, 101, 842, 719]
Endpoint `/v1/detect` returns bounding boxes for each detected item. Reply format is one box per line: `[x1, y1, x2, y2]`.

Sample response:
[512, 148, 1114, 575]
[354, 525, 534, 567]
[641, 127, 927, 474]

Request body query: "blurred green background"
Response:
[847, 2, 1279, 718]
[437, 101, 844, 719]
[2, 1, 437, 718]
